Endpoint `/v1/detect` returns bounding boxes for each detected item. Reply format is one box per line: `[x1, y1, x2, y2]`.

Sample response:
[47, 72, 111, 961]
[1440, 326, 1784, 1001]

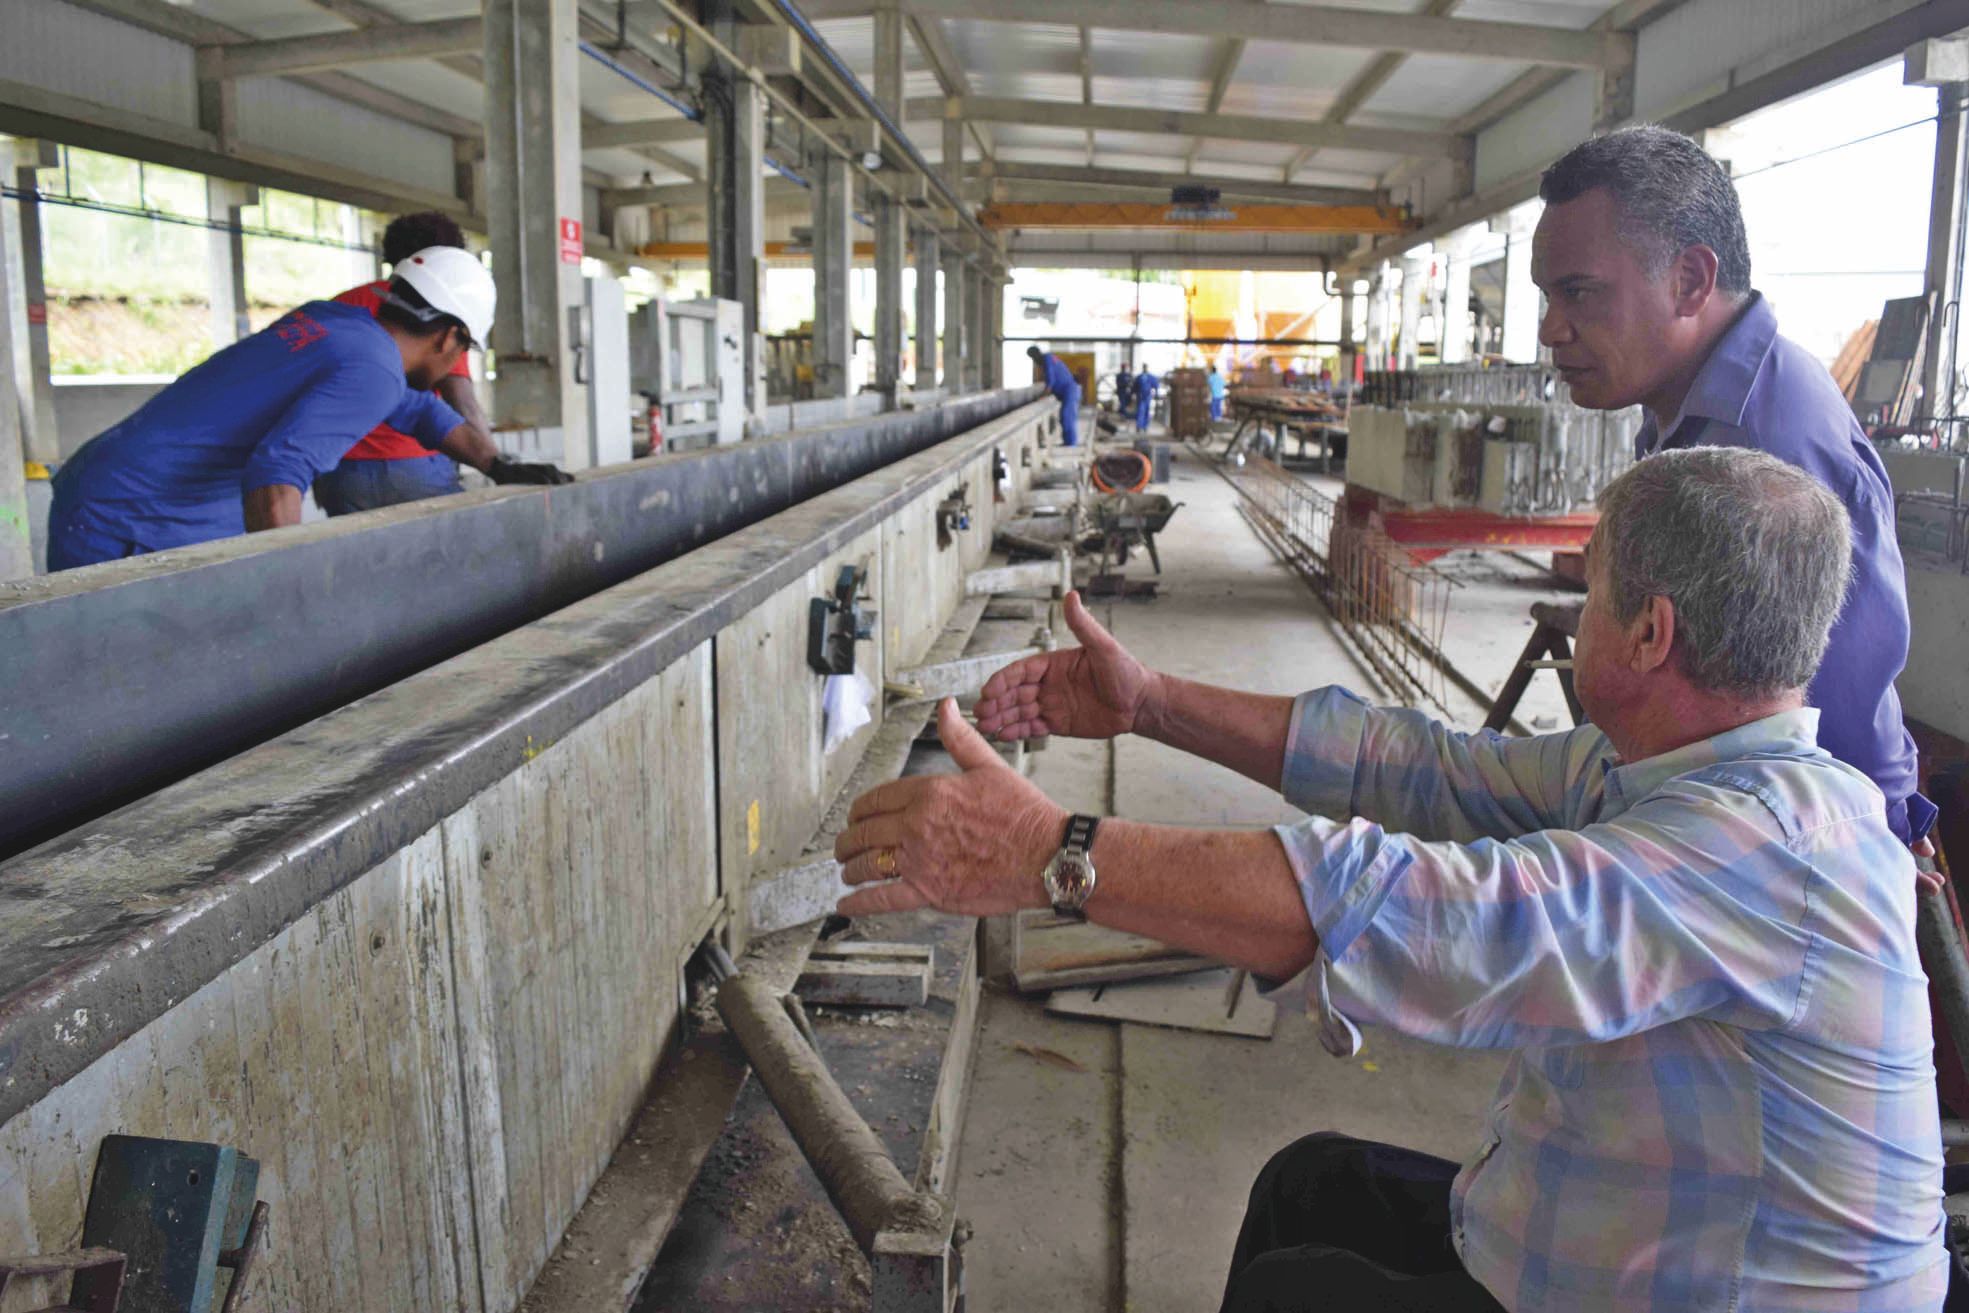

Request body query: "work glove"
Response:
[487, 457, 573, 486]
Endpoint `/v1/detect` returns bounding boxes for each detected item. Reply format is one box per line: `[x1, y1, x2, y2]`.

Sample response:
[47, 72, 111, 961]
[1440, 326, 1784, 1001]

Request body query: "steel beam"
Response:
[0, 387, 1042, 864]
[979, 201, 1408, 234]
[867, 0, 1624, 68]
[0, 389, 1047, 1134]
[975, 161, 1379, 207]
[958, 95, 1463, 159]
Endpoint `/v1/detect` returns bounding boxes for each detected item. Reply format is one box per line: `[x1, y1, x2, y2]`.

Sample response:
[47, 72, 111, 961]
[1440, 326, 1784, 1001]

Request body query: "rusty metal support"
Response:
[715, 973, 959, 1309]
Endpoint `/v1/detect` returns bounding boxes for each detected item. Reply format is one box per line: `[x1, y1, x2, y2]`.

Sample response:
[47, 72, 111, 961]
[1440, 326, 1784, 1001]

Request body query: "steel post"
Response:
[0, 162, 29, 580]
[1924, 83, 1967, 437]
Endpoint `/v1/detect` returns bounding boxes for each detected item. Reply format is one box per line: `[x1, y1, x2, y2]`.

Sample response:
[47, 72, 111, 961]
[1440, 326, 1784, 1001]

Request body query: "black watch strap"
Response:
[1065, 813, 1100, 854]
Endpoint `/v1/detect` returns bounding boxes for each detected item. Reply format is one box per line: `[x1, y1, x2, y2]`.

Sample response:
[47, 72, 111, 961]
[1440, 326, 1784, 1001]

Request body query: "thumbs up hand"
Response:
[835, 698, 1068, 918]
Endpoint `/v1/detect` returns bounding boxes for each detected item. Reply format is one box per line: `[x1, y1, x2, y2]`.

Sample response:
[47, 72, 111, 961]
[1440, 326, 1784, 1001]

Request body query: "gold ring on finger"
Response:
[874, 848, 898, 877]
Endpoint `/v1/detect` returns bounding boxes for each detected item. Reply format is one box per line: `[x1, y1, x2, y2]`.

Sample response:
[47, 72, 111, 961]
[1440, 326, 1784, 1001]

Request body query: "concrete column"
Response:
[1363, 266, 1386, 371]
[1439, 226, 1484, 366]
[968, 266, 990, 391]
[811, 151, 853, 399]
[1499, 221, 1540, 365]
[988, 272, 1006, 388]
[205, 178, 252, 353]
[703, 1, 767, 417]
[1398, 253, 1429, 370]
[6, 142, 58, 463]
[0, 179, 31, 578]
[914, 225, 939, 388]
[942, 106, 964, 194]
[942, 248, 967, 392]
[484, 0, 590, 467]
[871, 1, 904, 400]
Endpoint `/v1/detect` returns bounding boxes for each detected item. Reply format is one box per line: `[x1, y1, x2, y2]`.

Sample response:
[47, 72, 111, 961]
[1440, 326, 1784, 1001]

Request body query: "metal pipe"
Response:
[765, 0, 974, 230]
[1917, 889, 1969, 1094]
[715, 974, 942, 1252]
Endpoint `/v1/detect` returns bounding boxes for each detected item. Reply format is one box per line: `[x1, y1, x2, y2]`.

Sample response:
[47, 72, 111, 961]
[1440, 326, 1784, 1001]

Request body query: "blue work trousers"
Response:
[1210, 396, 1225, 422]
[313, 454, 462, 515]
[1057, 384, 1082, 447]
[1136, 390, 1155, 432]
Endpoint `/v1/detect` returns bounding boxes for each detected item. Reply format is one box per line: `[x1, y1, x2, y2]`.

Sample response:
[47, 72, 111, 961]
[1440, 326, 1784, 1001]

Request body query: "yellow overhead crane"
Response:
[976, 202, 1413, 235]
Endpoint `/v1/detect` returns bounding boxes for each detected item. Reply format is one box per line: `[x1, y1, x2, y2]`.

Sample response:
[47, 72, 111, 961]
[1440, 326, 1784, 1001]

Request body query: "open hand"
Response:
[974, 591, 1160, 742]
[835, 699, 1067, 917]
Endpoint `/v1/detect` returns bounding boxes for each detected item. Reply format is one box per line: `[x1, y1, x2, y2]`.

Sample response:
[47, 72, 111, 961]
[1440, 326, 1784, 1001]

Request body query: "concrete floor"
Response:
[952, 442, 1525, 1311]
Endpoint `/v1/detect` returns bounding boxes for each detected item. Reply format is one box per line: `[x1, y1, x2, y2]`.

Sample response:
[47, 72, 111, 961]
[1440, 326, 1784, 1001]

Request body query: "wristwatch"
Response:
[1042, 814, 1101, 920]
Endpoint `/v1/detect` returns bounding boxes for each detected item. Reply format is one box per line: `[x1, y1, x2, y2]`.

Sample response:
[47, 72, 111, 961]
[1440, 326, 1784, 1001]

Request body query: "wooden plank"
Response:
[914, 932, 983, 1198]
[1047, 968, 1277, 1039]
[1011, 914, 1215, 992]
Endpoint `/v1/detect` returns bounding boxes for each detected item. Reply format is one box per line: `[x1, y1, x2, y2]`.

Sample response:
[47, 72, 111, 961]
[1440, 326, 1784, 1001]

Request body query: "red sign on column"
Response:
[25, 303, 46, 326]
[559, 217, 584, 264]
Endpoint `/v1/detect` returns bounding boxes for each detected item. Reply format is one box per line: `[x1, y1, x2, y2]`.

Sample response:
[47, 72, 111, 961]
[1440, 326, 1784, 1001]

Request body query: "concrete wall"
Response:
[50, 377, 167, 456]
[1901, 561, 1969, 746]
[0, 399, 1047, 1313]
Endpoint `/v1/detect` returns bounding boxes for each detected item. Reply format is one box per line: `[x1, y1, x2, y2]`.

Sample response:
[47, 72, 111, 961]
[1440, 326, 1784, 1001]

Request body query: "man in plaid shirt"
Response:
[834, 447, 1946, 1311]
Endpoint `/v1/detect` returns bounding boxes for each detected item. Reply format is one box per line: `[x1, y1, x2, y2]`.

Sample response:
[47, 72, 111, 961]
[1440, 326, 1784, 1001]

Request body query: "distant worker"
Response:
[1533, 125, 1933, 850]
[1315, 367, 1334, 396]
[48, 248, 493, 570]
[1028, 345, 1082, 447]
[1115, 362, 1136, 416]
[316, 211, 568, 514]
[1206, 363, 1227, 423]
[1134, 367, 1158, 433]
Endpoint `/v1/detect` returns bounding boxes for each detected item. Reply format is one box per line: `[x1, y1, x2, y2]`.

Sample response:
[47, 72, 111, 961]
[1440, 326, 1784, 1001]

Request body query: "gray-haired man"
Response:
[834, 448, 1944, 1311]
[1531, 124, 1931, 848]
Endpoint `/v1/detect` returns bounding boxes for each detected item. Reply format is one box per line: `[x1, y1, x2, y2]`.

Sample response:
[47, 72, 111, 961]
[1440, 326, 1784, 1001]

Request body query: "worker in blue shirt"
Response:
[1134, 368, 1158, 433]
[1027, 345, 1082, 447]
[1207, 364, 1228, 422]
[48, 247, 497, 571]
[1115, 363, 1136, 417]
[1534, 126, 1935, 847]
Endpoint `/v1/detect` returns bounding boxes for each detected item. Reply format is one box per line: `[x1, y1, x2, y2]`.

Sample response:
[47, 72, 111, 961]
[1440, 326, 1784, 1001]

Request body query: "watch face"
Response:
[1052, 855, 1091, 899]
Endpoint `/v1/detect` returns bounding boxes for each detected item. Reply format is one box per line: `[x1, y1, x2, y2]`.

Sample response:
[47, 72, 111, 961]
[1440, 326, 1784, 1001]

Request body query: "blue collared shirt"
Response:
[1635, 293, 1928, 841]
[1275, 686, 1946, 1312]
[53, 301, 463, 553]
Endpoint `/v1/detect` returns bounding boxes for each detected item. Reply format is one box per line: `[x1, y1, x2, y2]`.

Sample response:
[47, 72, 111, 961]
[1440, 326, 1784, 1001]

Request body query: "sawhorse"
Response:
[1483, 600, 1584, 732]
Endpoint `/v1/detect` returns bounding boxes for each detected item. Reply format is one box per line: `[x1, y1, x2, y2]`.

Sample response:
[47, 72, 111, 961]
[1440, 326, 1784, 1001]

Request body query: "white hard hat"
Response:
[390, 245, 496, 347]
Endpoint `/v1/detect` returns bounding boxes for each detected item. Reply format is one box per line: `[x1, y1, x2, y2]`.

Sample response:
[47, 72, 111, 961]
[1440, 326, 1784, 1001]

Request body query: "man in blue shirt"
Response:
[1207, 363, 1228, 422]
[1532, 125, 1933, 846]
[1027, 345, 1082, 447]
[1135, 367, 1158, 433]
[48, 246, 496, 570]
